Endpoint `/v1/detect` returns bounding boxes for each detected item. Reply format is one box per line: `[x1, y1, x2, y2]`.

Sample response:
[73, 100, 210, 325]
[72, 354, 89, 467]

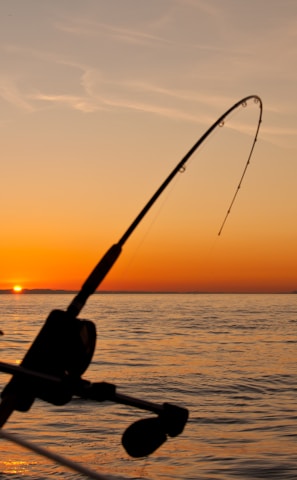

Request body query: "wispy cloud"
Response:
[176, 0, 222, 18]
[55, 14, 244, 56]
[55, 17, 172, 47]
[0, 43, 232, 122]
[30, 81, 213, 125]
[1, 5, 297, 155]
[1, 57, 293, 149]
[0, 75, 35, 111]
[30, 92, 102, 113]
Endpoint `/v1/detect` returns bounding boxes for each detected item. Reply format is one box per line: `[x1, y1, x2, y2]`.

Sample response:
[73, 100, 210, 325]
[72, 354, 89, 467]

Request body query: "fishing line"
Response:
[118, 96, 262, 249]
[115, 169, 186, 281]
[217, 101, 261, 236]
[188, 100, 262, 264]
[145, 103, 252, 235]
[180, 99, 260, 195]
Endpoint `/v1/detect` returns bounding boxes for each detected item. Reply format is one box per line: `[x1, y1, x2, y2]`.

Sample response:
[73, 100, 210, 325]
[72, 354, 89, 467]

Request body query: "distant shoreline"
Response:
[0, 289, 296, 295]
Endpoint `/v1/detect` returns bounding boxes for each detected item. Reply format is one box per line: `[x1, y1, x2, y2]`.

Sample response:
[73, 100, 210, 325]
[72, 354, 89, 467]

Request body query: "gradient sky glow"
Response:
[1, 0, 297, 292]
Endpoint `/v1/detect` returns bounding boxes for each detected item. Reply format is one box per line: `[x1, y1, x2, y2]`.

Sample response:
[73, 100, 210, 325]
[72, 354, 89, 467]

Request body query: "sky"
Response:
[1, 0, 297, 293]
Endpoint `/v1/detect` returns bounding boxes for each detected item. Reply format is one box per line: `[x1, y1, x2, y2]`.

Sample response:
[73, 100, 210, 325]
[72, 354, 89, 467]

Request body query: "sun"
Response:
[13, 285, 23, 293]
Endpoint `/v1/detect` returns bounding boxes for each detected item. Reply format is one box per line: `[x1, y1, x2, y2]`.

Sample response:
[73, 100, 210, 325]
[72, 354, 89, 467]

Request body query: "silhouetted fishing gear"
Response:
[0, 95, 262, 474]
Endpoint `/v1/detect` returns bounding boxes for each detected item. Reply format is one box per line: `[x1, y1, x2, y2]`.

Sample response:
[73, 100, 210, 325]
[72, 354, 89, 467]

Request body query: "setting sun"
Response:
[13, 285, 23, 293]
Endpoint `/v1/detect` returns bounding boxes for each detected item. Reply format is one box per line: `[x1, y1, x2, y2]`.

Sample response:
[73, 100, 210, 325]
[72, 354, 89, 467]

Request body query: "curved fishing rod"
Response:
[67, 94, 263, 318]
[0, 94, 263, 430]
[0, 95, 263, 473]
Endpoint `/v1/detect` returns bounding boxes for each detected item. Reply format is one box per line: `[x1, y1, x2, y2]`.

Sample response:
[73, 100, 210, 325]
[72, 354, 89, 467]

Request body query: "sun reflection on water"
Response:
[1, 458, 33, 475]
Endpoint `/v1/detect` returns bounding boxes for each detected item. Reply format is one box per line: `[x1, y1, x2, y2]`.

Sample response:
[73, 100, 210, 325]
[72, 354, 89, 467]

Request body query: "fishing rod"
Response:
[0, 95, 263, 472]
[66, 94, 262, 317]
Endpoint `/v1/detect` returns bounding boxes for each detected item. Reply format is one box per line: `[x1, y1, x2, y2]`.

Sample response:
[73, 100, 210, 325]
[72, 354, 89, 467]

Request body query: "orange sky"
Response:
[1, 1, 297, 293]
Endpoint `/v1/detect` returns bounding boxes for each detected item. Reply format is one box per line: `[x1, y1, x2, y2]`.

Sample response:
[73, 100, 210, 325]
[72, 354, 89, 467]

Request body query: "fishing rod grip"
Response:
[67, 243, 122, 317]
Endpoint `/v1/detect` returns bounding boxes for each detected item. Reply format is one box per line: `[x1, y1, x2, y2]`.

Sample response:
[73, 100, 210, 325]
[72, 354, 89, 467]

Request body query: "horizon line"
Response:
[0, 288, 296, 295]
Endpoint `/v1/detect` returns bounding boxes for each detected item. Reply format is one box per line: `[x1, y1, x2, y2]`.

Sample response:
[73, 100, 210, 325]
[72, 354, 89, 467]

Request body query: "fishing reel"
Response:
[78, 380, 189, 457]
[0, 309, 188, 458]
[1, 309, 96, 411]
[0, 304, 188, 458]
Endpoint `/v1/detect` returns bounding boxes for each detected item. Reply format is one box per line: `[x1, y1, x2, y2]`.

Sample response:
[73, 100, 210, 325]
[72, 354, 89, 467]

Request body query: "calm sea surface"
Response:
[0, 293, 296, 479]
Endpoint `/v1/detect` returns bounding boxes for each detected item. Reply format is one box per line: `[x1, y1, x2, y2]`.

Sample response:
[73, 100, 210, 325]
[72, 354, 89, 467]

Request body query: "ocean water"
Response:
[0, 293, 296, 479]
